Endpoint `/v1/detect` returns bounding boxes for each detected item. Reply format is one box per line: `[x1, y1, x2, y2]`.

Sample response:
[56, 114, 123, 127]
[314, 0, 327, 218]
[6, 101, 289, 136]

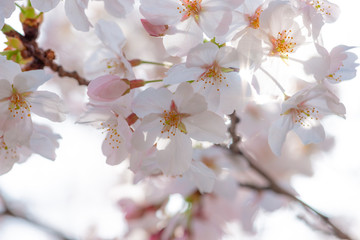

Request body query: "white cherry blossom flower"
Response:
[132, 83, 226, 175]
[85, 19, 134, 79]
[268, 84, 345, 156]
[140, 0, 243, 56]
[78, 96, 133, 166]
[164, 42, 243, 114]
[0, 124, 61, 175]
[291, 0, 340, 38]
[305, 44, 359, 84]
[0, 56, 66, 147]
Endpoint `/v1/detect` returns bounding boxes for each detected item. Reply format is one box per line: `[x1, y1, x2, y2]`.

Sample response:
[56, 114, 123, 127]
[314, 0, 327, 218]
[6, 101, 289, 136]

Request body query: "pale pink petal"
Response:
[88, 75, 129, 102]
[268, 115, 293, 156]
[141, 19, 168, 37]
[183, 111, 227, 143]
[31, 0, 60, 12]
[27, 91, 67, 122]
[132, 87, 172, 118]
[64, 0, 92, 31]
[156, 133, 192, 175]
[13, 70, 51, 92]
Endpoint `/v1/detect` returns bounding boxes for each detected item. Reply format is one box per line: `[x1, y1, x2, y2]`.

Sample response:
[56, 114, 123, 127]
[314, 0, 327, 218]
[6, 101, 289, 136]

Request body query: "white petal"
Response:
[164, 64, 204, 85]
[156, 133, 192, 175]
[4, 115, 33, 147]
[140, 0, 181, 25]
[163, 19, 203, 57]
[13, 70, 51, 92]
[102, 134, 129, 165]
[30, 125, 61, 160]
[0, 56, 22, 81]
[65, 0, 92, 31]
[0, 79, 11, 99]
[186, 42, 219, 68]
[103, 0, 134, 18]
[173, 83, 208, 115]
[95, 19, 126, 54]
[293, 122, 325, 145]
[27, 91, 67, 122]
[186, 160, 216, 193]
[184, 111, 226, 143]
[268, 115, 293, 156]
[31, 0, 60, 12]
[132, 114, 163, 150]
[132, 87, 172, 118]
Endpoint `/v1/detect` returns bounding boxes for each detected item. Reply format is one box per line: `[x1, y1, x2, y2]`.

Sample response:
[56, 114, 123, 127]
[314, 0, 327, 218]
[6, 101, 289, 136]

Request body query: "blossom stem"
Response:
[259, 66, 287, 95]
[144, 79, 163, 84]
[140, 60, 172, 67]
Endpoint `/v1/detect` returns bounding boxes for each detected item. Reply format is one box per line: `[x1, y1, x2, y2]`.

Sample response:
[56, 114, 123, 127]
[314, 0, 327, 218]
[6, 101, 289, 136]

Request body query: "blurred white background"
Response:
[0, 1, 359, 239]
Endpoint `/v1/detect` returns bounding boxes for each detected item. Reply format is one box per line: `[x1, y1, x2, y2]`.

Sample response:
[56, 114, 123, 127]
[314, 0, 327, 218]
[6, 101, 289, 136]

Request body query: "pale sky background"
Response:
[0, 1, 360, 240]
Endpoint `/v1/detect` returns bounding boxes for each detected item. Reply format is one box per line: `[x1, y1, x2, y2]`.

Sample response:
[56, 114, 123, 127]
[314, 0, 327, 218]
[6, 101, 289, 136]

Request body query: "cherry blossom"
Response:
[131, 83, 226, 175]
[140, 0, 243, 56]
[292, 0, 340, 38]
[85, 19, 135, 80]
[0, 56, 66, 147]
[164, 42, 244, 114]
[0, 124, 61, 175]
[268, 84, 346, 156]
[305, 44, 359, 83]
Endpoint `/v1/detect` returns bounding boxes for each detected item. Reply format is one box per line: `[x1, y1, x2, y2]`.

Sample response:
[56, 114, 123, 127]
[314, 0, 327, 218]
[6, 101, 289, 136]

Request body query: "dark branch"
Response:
[0, 194, 75, 240]
[3, 29, 89, 86]
[226, 111, 353, 240]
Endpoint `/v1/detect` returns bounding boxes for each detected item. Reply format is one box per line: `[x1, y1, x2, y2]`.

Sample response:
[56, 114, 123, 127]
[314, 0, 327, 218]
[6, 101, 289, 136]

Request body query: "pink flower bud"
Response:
[87, 75, 130, 102]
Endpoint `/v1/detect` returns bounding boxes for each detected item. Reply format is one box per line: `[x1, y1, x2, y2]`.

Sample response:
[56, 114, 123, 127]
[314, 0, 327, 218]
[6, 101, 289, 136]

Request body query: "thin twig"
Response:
[225, 111, 353, 240]
[0, 194, 74, 240]
[3, 29, 89, 86]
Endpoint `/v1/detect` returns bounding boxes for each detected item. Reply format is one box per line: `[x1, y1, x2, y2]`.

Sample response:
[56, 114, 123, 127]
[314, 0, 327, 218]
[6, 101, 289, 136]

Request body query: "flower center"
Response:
[197, 64, 229, 91]
[177, 0, 202, 21]
[308, 0, 332, 16]
[101, 121, 123, 150]
[286, 105, 320, 127]
[0, 137, 18, 161]
[160, 100, 188, 137]
[8, 85, 32, 119]
[247, 6, 263, 29]
[270, 30, 296, 59]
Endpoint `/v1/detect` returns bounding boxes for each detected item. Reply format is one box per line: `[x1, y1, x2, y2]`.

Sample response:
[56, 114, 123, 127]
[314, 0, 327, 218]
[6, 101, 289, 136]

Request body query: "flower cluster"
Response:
[0, 0, 358, 239]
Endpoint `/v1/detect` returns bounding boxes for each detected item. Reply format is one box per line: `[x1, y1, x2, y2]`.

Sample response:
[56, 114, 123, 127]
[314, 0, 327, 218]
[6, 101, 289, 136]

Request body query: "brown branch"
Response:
[0, 194, 75, 240]
[3, 29, 89, 86]
[226, 111, 353, 240]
